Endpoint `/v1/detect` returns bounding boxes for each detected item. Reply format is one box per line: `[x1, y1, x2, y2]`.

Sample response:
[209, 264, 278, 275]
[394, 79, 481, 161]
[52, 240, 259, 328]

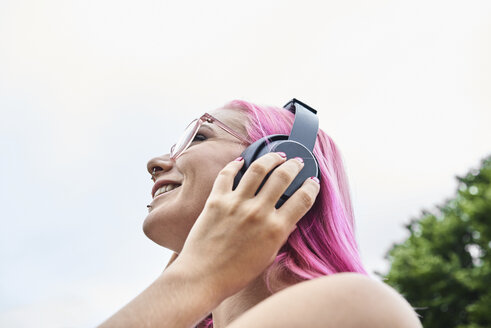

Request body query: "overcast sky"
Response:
[1, 0, 490, 326]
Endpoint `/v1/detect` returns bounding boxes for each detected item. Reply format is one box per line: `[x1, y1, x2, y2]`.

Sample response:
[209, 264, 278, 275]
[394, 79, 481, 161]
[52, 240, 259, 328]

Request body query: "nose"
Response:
[147, 154, 174, 181]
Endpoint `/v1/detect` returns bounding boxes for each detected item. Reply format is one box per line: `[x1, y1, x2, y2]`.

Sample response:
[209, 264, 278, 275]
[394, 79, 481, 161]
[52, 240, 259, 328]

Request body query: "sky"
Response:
[1, 0, 490, 326]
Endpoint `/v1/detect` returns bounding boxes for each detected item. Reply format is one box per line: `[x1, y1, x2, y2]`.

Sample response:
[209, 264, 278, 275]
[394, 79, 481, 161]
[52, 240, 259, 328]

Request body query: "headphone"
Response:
[232, 98, 320, 209]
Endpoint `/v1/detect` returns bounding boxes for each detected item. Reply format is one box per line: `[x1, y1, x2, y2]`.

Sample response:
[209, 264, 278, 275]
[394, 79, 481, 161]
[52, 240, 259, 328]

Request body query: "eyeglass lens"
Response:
[170, 119, 200, 158]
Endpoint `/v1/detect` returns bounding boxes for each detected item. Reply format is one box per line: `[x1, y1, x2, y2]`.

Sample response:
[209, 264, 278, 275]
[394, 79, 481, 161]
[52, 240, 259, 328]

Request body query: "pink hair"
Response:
[199, 100, 367, 327]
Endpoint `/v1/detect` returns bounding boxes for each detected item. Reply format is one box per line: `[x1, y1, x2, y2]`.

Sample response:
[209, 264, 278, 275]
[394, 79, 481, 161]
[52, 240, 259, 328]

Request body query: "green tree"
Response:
[381, 154, 491, 328]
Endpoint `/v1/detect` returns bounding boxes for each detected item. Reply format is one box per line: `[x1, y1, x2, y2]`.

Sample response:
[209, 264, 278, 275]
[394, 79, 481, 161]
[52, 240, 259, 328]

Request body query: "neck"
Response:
[211, 274, 272, 328]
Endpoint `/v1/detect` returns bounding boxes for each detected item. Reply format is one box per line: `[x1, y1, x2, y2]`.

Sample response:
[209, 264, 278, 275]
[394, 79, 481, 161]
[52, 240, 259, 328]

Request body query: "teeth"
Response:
[154, 184, 180, 198]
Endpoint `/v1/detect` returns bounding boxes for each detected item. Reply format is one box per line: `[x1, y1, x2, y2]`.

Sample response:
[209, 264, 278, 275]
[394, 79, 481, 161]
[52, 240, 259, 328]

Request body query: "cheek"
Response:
[180, 145, 245, 211]
[190, 166, 223, 204]
[186, 155, 231, 189]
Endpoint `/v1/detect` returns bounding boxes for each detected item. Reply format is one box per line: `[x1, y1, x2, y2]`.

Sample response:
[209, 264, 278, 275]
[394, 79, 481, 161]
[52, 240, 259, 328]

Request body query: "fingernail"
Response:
[310, 176, 320, 184]
[276, 152, 287, 158]
[294, 157, 303, 163]
[234, 156, 243, 161]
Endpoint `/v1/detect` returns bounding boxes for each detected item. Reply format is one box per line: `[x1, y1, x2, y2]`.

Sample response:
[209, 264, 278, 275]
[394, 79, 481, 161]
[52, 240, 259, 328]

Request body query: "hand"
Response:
[172, 152, 321, 299]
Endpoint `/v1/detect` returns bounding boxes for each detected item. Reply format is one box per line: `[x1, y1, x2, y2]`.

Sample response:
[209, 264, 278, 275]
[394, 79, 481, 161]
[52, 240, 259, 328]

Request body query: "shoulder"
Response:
[226, 273, 422, 328]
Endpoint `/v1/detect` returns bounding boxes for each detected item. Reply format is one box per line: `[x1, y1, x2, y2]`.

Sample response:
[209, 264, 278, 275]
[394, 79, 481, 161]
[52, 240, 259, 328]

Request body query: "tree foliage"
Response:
[382, 154, 491, 328]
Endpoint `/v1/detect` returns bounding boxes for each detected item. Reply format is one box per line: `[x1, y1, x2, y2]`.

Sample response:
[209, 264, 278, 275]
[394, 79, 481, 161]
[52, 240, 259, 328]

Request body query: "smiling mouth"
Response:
[147, 185, 181, 213]
[152, 185, 181, 201]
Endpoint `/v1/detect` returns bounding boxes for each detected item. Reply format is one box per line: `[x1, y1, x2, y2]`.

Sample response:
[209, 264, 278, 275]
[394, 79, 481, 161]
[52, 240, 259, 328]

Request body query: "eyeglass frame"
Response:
[170, 113, 250, 160]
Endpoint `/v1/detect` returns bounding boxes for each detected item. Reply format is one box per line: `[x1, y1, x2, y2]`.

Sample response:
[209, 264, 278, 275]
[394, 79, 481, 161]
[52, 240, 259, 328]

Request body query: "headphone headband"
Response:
[283, 98, 317, 114]
[283, 98, 319, 151]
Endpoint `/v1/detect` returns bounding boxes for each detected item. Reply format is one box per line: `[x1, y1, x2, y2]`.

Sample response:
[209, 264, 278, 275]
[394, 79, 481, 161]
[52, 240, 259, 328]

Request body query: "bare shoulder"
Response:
[226, 273, 422, 328]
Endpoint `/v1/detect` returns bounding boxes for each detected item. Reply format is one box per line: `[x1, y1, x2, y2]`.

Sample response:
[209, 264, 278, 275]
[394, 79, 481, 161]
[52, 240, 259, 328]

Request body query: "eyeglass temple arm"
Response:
[203, 114, 250, 144]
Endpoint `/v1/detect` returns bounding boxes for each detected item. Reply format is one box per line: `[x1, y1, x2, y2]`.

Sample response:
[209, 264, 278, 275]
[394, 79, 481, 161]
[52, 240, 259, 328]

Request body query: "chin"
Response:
[142, 211, 185, 252]
[141, 186, 211, 251]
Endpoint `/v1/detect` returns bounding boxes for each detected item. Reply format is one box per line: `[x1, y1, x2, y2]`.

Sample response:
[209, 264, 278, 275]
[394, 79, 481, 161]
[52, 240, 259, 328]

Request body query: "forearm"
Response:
[98, 265, 222, 328]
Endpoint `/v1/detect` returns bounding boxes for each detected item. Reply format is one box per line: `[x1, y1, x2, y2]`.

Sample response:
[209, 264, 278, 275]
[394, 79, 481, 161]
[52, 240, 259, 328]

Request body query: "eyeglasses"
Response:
[170, 113, 250, 160]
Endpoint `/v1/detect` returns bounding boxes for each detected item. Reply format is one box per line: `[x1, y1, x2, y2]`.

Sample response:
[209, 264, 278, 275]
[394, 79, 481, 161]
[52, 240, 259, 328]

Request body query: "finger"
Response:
[210, 156, 245, 194]
[275, 176, 320, 227]
[234, 152, 287, 198]
[256, 157, 304, 205]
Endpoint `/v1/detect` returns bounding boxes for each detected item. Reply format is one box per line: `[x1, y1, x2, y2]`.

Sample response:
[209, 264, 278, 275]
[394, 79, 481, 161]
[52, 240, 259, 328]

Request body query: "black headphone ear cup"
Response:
[232, 135, 320, 209]
[270, 141, 320, 208]
[232, 135, 288, 191]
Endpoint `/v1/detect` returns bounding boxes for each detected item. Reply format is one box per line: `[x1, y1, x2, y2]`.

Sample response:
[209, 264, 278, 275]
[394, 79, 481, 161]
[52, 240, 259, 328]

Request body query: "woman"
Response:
[99, 100, 422, 327]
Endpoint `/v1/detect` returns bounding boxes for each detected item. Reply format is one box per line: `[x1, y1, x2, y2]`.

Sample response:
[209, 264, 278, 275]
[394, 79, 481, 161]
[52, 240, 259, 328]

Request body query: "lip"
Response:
[152, 179, 182, 198]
